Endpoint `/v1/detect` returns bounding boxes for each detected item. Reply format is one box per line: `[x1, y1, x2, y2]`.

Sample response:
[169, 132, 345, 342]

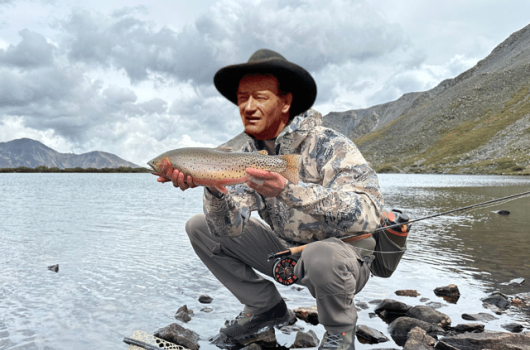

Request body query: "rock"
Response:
[395, 289, 420, 297]
[290, 330, 319, 348]
[402, 327, 436, 350]
[200, 307, 213, 313]
[237, 328, 277, 347]
[494, 210, 510, 215]
[502, 323, 524, 333]
[47, 264, 59, 273]
[374, 299, 411, 323]
[501, 277, 525, 286]
[293, 306, 319, 325]
[388, 317, 444, 346]
[198, 294, 213, 304]
[482, 302, 505, 315]
[461, 312, 498, 322]
[433, 284, 460, 303]
[406, 305, 451, 327]
[240, 343, 263, 350]
[434, 341, 461, 350]
[291, 286, 304, 291]
[279, 324, 305, 335]
[355, 301, 369, 310]
[440, 331, 530, 350]
[175, 305, 193, 323]
[420, 297, 430, 302]
[355, 325, 389, 344]
[426, 301, 445, 309]
[481, 292, 511, 309]
[368, 299, 383, 304]
[154, 323, 200, 350]
[452, 323, 484, 333]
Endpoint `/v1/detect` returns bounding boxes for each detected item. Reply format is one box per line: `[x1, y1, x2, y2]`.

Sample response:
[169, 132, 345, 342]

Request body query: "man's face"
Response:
[237, 74, 292, 140]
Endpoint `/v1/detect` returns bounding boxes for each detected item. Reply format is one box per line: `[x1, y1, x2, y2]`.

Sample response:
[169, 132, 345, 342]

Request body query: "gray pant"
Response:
[185, 214, 371, 333]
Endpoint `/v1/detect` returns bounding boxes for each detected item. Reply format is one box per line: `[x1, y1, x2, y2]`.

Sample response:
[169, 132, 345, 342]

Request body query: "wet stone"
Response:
[198, 294, 213, 304]
[47, 264, 59, 273]
[355, 325, 389, 344]
[240, 343, 263, 350]
[451, 323, 484, 333]
[481, 291, 511, 309]
[461, 312, 498, 322]
[502, 323, 524, 333]
[425, 301, 445, 309]
[402, 327, 436, 350]
[395, 289, 420, 297]
[293, 306, 319, 325]
[406, 305, 451, 328]
[494, 210, 510, 215]
[501, 277, 526, 286]
[279, 324, 304, 335]
[440, 331, 530, 350]
[420, 297, 430, 302]
[433, 284, 460, 303]
[389, 317, 444, 346]
[200, 307, 213, 313]
[482, 302, 504, 315]
[175, 305, 193, 323]
[291, 330, 319, 348]
[355, 301, 369, 310]
[155, 323, 200, 350]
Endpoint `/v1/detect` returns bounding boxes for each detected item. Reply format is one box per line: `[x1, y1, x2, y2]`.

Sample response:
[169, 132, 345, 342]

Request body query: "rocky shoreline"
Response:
[131, 284, 530, 350]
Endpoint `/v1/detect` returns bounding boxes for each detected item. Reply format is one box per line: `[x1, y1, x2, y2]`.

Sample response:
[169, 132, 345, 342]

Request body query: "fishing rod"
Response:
[268, 189, 530, 285]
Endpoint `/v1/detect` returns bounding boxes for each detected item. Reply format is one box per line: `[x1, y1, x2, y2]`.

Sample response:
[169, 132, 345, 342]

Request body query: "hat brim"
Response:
[214, 57, 317, 117]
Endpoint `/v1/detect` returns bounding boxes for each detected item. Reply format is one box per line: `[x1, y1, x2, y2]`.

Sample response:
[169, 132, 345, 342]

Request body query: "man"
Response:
[155, 49, 384, 350]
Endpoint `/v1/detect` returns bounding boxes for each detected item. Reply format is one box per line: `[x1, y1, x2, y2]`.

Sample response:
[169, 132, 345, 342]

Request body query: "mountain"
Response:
[0, 138, 140, 169]
[323, 23, 530, 175]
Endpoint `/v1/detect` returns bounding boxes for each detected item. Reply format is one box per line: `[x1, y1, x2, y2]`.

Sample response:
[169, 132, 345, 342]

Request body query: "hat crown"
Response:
[248, 49, 286, 63]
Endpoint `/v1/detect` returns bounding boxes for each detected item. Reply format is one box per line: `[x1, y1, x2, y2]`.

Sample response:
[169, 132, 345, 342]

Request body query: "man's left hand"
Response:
[245, 168, 286, 197]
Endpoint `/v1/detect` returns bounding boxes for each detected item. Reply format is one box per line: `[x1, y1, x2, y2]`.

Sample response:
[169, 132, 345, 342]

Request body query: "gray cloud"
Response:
[0, 29, 55, 68]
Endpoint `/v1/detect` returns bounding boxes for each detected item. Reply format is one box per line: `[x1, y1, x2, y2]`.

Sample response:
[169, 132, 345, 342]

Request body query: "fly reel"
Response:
[272, 257, 298, 286]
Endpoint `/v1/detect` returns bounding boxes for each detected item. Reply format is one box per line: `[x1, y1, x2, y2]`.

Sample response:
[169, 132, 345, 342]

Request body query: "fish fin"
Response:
[257, 150, 268, 155]
[216, 147, 233, 152]
[215, 185, 228, 194]
[279, 154, 301, 184]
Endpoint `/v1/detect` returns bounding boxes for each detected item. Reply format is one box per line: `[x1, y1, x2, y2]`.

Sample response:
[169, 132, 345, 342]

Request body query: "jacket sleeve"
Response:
[277, 131, 384, 234]
[202, 184, 261, 237]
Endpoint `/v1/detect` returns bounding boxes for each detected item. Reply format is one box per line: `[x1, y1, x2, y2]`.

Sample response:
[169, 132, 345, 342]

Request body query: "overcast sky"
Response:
[1, 0, 529, 166]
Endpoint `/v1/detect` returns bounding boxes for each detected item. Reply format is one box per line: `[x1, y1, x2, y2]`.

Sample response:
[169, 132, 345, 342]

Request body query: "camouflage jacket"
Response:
[203, 109, 384, 252]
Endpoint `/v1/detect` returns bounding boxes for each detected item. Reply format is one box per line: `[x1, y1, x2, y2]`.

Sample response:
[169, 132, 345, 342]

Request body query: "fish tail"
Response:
[279, 154, 301, 184]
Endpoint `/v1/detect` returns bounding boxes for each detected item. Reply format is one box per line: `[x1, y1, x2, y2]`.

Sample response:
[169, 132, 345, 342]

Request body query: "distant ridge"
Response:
[323, 23, 530, 175]
[0, 138, 140, 169]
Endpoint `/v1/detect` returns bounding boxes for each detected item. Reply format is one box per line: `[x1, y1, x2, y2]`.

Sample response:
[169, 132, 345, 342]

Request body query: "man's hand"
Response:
[154, 159, 197, 191]
[245, 168, 286, 197]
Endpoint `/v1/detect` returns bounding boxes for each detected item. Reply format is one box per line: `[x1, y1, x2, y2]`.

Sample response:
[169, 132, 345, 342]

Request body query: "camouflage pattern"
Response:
[202, 109, 384, 250]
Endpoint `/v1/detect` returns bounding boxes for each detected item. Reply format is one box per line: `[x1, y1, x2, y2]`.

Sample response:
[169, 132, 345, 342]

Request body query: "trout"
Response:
[148, 147, 301, 194]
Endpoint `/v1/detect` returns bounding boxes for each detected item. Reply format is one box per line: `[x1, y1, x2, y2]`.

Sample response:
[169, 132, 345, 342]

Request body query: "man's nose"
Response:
[243, 96, 257, 113]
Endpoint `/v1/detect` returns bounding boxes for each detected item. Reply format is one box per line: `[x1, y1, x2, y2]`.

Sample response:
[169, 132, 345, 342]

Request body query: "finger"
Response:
[186, 175, 198, 188]
[245, 167, 273, 179]
[178, 172, 189, 190]
[157, 177, 170, 183]
[171, 169, 180, 188]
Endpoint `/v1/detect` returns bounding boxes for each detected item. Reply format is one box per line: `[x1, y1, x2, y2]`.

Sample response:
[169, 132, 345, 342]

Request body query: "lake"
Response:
[1, 173, 529, 350]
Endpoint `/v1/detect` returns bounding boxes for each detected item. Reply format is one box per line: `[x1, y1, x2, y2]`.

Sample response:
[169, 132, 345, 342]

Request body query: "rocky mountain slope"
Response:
[0, 138, 140, 169]
[323, 23, 530, 175]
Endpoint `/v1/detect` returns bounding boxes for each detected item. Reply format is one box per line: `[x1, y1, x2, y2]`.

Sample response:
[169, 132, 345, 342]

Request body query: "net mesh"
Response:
[127, 330, 188, 350]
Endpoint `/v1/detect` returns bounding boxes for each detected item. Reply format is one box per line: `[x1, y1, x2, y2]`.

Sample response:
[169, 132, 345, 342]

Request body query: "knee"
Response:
[300, 241, 343, 284]
[185, 214, 208, 241]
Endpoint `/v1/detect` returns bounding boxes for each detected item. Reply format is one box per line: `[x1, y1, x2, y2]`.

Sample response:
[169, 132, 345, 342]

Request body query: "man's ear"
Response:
[281, 92, 293, 114]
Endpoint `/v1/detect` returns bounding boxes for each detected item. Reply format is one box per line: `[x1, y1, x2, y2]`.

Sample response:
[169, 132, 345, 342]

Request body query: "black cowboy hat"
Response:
[214, 49, 317, 118]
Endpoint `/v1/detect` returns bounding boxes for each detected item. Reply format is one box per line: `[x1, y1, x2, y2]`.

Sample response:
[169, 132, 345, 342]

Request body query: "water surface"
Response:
[1, 173, 529, 349]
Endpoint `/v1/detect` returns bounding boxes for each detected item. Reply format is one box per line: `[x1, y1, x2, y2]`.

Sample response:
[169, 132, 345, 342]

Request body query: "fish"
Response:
[147, 147, 301, 194]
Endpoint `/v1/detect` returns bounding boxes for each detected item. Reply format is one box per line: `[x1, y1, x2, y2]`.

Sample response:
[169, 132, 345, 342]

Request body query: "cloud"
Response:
[0, 29, 55, 68]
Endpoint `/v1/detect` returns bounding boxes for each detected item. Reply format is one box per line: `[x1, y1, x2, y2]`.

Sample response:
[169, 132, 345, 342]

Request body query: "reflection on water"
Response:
[0, 173, 529, 350]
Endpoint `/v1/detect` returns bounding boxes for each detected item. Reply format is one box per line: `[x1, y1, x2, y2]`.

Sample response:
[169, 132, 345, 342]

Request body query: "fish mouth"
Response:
[146, 161, 160, 175]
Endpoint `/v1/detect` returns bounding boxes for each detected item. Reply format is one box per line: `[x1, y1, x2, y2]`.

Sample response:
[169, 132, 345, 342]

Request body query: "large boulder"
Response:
[406, 305, 451, 328]
[388, 317, 444, 346]
[439, 331, 530, 350]
[154, 323, 200, 350]
[402, 327, 436, 350]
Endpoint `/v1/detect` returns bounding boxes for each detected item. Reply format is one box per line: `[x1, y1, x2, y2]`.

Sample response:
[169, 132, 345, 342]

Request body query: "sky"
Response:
[1, 0, 529, 166]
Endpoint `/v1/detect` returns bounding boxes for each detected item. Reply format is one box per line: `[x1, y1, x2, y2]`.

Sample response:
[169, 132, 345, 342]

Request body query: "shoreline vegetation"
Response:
[0, 166, 151, 173]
